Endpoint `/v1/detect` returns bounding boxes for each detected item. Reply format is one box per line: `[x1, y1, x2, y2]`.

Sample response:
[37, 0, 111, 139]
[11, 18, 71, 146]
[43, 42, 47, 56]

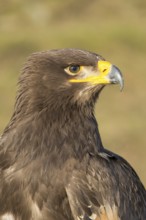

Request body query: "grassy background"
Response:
[0, 0, 146, 186]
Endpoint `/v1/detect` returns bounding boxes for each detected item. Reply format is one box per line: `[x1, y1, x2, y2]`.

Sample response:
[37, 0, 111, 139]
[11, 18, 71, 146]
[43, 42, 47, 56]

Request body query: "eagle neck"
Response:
[39, 105, 104, 159]
[2, 101, 104, 164]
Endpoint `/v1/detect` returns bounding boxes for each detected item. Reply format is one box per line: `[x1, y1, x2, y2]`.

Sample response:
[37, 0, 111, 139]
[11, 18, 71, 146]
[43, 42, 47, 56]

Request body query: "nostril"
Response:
[98, 60, 112, 75]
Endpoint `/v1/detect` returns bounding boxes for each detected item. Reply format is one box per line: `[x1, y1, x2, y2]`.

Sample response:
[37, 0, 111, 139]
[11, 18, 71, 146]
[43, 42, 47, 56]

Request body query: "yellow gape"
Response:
[69, 61, 112, 85]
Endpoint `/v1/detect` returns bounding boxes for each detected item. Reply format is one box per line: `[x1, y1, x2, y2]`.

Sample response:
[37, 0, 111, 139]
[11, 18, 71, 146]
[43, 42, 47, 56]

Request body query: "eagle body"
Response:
[0, 49, 145, 220]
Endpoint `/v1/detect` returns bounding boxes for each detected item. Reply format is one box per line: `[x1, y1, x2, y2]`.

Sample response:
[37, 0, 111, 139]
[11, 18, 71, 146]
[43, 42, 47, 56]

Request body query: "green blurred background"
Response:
[0, 0, 146, 185]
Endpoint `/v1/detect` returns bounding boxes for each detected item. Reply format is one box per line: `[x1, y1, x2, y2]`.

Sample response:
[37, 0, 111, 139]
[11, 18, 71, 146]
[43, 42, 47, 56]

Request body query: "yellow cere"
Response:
[98, 60, 112, 76]
[69, 61, 112, 85]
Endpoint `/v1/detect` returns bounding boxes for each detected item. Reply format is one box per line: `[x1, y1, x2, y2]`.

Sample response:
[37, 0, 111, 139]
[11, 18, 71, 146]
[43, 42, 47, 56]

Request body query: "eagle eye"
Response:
[69, 65, 80, 73]
[65, 65, 81, 76]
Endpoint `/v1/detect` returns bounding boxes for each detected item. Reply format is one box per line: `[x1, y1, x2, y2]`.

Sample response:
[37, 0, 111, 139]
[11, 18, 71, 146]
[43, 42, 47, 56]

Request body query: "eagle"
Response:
[0, 49, 145, 220]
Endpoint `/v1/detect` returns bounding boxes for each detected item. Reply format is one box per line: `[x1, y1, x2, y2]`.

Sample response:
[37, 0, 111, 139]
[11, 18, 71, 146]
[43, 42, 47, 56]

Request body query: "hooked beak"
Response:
[105, 64, 124, 91]
[93, 60, 124, 91]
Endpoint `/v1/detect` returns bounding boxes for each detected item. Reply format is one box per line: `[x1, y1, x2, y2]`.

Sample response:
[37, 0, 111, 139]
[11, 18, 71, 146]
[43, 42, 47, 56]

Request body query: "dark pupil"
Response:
[69, 65, 80, 73]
